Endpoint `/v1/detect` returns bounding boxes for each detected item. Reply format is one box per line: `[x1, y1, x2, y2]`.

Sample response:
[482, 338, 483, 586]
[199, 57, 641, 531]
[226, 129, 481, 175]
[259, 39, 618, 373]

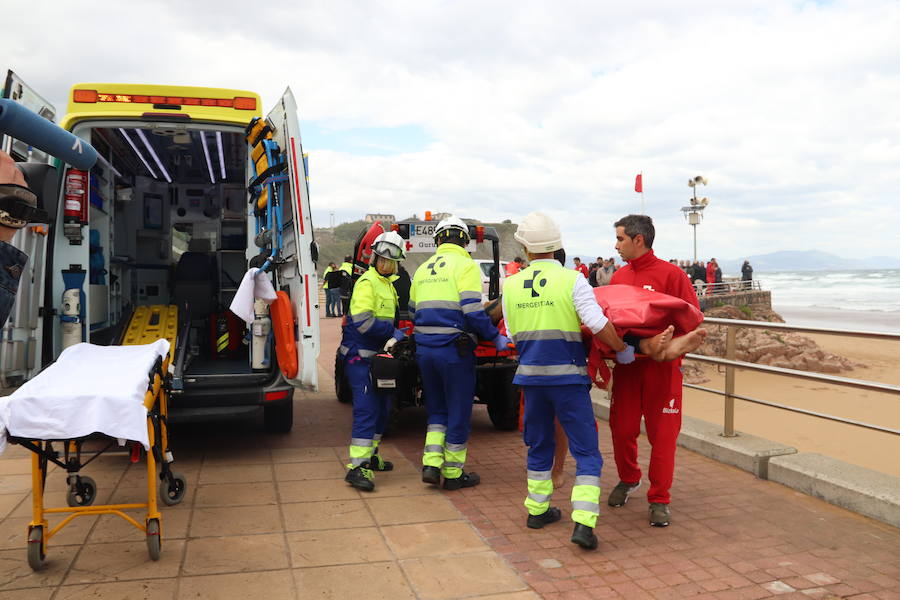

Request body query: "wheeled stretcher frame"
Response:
[6, 355, 186, 570]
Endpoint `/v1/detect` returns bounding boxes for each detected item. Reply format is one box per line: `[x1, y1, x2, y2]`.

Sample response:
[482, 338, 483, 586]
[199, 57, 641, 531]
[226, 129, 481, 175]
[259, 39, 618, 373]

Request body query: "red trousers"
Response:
[609, 359, 682, 504]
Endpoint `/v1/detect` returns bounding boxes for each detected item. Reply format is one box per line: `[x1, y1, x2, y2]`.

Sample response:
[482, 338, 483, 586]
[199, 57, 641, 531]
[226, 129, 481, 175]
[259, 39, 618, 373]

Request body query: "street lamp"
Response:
[681, 175, 709, 262]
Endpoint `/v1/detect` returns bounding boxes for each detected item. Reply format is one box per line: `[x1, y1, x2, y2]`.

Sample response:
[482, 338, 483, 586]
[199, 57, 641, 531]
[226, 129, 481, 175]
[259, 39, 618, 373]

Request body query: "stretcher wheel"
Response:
[146, 518, 161, 561]
[66, 475, 97, 507]
[160, 472, 187, 506]
[27, 526, 45, 571]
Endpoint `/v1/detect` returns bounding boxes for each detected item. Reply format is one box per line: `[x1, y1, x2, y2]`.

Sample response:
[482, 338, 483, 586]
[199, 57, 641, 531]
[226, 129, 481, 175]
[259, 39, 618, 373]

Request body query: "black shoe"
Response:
[344, 465, 375, 492]
[527, 506, 562, 529]
[422, 466, 441, 485]
[442, 471, 480, 490]
[571, 524, 598, 550]
[370, 454, 393, 472]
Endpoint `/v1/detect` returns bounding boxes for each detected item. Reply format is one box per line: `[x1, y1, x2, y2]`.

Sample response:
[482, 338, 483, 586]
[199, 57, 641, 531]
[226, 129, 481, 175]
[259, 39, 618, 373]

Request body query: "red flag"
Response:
[634, 173, 643, 193]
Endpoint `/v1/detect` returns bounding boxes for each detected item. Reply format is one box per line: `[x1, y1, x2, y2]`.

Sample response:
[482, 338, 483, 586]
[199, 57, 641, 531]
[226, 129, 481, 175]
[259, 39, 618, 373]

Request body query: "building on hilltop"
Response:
[365, 213, 395, 224]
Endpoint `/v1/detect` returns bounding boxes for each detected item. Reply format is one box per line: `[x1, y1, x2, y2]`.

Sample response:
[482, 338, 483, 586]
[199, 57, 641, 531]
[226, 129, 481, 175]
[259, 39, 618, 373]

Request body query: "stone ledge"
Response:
[589, 389, 796, 479]
[590, 389, 899, 527]
[768, 453, 900, 528]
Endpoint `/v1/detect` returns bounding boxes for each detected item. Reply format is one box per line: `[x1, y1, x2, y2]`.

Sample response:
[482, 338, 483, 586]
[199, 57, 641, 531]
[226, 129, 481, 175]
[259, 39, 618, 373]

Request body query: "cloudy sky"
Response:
[4, 0, 899, 263]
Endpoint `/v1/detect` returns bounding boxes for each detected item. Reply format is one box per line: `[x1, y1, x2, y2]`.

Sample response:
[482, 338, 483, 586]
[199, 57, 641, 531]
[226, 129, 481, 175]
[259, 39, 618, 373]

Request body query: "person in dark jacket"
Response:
[741, 261, 753, 290]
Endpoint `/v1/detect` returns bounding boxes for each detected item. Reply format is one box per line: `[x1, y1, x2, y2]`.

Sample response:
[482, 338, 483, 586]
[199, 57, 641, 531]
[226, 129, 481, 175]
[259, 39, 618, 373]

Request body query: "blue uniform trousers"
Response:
[523, 384, 603, 526]
[416, 344, 475, 477]
[346, 357, 390, 466]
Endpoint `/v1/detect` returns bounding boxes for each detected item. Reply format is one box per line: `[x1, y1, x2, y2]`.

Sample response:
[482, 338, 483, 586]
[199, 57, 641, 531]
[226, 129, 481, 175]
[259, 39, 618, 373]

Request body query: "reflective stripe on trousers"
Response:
[524, 469, 553, 516]
[443, 442, 467, 479]
[571, 474, 601, 528]
[423, 424, 446, 468]
[348, 437, 374, 468]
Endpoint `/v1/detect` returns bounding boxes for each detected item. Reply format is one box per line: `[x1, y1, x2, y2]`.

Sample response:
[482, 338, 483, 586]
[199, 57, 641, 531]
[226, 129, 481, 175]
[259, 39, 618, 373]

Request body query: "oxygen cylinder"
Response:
[251, 299, 271, 370]
[60, 288, 81, 349]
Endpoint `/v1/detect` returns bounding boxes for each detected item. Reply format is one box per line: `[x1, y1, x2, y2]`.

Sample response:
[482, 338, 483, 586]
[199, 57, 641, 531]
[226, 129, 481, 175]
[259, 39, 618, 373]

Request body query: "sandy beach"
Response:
[682, 331, 900, 477]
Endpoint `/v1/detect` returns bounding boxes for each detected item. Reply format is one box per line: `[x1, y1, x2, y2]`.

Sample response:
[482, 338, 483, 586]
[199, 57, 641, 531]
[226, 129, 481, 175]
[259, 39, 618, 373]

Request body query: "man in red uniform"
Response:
[607, 214, 699, 527]
[505, 256, 523, 276]
[572, 257, 589, 278]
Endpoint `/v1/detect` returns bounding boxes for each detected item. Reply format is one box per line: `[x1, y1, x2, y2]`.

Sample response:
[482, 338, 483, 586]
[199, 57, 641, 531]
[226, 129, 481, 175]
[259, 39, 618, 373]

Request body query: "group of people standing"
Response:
[335, 212, 704, 552]
[322, 257, 353, 317]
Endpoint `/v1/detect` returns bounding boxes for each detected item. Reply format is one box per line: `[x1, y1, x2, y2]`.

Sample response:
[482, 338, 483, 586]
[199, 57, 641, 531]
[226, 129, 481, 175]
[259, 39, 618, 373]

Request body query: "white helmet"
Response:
[433, 215, 470, 244]
[371, 231, 406, 261]
[514, 211, 563, 253]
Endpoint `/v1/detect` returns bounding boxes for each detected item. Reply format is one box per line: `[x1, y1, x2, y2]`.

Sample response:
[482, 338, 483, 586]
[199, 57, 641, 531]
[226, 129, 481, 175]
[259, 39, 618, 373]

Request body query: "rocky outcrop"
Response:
[690, 305, 857, 374]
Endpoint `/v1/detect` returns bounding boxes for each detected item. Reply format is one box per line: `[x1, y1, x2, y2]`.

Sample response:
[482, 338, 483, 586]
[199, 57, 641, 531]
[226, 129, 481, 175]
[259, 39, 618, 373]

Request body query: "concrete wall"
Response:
[699, 290, 771, 311]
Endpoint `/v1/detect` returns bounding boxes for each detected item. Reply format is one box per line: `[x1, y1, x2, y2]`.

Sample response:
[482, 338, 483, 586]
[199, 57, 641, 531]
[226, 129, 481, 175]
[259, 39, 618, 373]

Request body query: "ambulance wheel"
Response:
[264, 399, 294, 433]
[146, 518, 161, 561]
[335, 353, 352, 403]
[486, 369, 520, 431]
[160, 472, 187, 506]
[66, 476, 97, 507]
[27, 526, 45, 571]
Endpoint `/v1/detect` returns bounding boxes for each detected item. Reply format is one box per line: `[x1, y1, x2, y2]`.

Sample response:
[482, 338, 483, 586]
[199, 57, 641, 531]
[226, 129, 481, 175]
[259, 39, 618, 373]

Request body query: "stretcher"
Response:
[0, 337, 186, 570]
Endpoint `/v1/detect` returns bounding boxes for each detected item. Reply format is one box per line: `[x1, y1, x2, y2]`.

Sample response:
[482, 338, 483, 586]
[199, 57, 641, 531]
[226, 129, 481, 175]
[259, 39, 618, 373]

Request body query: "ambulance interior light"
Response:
[215, 131, 226, 179]
[200, 131, 216, 184]
[117, 128, 157, 179]
[134, 128, 172, 183]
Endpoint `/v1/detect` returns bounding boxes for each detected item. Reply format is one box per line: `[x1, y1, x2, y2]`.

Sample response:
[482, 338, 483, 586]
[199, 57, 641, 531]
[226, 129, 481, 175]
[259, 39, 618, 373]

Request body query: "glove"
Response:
[615, 345, 635, 365]
[493, 334, 513, 351]
[383, 329, 406, 352]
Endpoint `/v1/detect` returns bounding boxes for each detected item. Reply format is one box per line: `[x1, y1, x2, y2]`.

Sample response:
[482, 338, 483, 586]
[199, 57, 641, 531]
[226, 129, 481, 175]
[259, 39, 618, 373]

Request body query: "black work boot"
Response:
[422, 466, 441, 485]
[344, 464, 375, 492]
[527, 506, 562, 529]
[571, 523, 599, 550]
[369, 453, 394, 472]
[442, 471, 480, 490]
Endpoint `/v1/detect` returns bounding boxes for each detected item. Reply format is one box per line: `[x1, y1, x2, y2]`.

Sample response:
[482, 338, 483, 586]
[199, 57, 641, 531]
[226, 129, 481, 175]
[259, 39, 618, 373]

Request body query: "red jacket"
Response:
[611, 250, 699, 309]
[706, 262, 716, 284]
[505, 261, 521, 276]
[574, 263, 589, 278]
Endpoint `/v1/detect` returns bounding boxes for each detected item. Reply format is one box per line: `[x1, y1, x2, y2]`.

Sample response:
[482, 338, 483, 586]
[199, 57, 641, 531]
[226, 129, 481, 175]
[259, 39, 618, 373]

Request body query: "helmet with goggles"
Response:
[371, 231, 406, 261]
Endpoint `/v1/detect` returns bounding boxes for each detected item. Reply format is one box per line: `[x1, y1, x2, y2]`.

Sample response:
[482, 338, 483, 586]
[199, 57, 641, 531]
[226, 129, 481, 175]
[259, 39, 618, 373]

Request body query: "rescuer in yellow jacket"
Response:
[340, 233, 407, 491]
[410, 215, 511, 491]
[502, 211, 634, 550]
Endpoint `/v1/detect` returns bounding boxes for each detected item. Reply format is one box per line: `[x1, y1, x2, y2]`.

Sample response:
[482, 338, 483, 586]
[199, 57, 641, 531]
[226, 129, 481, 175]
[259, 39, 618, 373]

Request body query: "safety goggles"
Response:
[372, 241, 404, 260]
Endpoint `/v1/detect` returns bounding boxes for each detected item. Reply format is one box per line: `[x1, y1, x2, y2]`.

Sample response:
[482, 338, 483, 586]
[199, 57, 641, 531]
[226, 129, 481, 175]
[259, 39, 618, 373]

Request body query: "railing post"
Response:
[723, 325, 737, 437]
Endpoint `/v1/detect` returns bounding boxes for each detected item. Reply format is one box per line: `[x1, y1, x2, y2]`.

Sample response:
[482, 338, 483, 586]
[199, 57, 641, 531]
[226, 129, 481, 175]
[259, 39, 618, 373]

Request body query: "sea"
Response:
[753, 270, 900, 333]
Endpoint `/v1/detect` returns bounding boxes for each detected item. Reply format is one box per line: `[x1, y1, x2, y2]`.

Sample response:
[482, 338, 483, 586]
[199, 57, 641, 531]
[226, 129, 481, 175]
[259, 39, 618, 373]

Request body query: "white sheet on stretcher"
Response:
[0, 340, 169, 455]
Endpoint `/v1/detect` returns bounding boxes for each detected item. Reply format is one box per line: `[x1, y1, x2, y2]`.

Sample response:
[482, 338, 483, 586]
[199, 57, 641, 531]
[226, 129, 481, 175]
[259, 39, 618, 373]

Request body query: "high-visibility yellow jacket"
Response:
[410, 242, 497, 348]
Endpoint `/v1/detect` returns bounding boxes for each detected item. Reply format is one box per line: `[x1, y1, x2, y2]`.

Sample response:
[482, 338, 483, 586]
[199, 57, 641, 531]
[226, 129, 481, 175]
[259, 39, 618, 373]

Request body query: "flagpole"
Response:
[640, 171, 644, 214]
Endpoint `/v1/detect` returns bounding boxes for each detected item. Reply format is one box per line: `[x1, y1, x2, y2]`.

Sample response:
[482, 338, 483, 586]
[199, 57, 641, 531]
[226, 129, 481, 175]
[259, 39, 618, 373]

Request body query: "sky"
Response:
[4, 0, 900, 263]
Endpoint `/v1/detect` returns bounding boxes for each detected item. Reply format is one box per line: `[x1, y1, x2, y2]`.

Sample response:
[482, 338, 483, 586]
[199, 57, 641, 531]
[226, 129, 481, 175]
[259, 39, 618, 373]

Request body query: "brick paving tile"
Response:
[4, 313, 900, 599]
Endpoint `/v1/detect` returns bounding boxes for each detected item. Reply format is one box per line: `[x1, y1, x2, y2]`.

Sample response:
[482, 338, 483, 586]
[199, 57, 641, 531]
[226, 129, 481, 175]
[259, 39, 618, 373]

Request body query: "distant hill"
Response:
[720, 250, 900, 273]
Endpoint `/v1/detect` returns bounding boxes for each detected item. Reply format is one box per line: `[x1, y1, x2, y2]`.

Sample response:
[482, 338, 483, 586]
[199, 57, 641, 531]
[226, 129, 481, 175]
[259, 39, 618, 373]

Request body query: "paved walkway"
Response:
[0, 311, 898, 599]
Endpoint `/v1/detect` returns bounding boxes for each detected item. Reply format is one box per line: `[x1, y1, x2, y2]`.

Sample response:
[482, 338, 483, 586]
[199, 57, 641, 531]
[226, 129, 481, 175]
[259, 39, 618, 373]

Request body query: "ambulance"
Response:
[1, 81, 319, 433]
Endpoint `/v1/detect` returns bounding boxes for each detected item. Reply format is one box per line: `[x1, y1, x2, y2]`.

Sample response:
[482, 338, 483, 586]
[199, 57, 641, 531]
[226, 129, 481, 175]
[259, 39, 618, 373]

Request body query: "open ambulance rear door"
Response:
[0, 70, 56, 386]
[264, 88, 319, 390]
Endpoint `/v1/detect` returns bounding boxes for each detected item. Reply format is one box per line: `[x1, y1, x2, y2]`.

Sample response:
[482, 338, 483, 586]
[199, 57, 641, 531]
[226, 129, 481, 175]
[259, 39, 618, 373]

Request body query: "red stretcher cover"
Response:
[585, 284, 703, 389]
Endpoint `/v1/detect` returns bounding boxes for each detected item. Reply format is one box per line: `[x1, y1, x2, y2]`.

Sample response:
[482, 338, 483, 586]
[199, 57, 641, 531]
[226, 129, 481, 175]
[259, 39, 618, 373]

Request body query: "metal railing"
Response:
[683, 317, 900, 437]
[691, 279, 762, 296]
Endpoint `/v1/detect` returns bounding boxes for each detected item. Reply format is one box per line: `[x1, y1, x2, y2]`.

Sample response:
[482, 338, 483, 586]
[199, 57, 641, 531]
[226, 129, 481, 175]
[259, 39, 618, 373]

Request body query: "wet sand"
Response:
[682, 332, 900, 477]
